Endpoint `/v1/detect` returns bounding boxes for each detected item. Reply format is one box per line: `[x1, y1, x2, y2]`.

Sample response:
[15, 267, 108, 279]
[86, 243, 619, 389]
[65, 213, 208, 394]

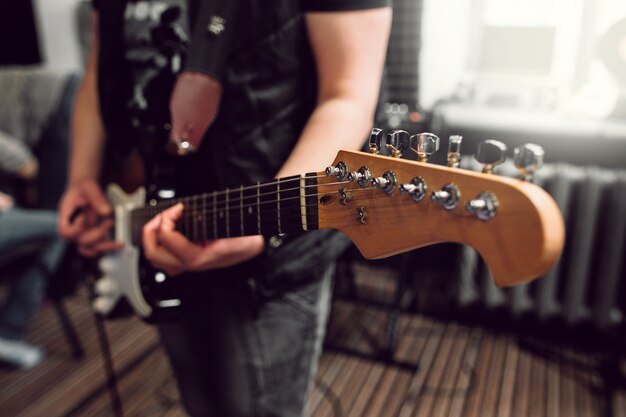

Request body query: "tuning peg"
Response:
[447, 135, 463, 168]
[410, 132, 440, 162]
[475, 140, 507, 174]
[386, 130, 411, 158]
[325, 161, 349, 181]
[431, 183, 461, 210]
[368, 128, 384, 154]
[466, 191, 499, 220]
[514, 143, 545, 181]
[399, 177, 427, 202]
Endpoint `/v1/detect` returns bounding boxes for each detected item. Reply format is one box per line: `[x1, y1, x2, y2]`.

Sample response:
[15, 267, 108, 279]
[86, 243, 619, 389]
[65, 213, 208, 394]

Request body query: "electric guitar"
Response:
[92, 130, 565, 322]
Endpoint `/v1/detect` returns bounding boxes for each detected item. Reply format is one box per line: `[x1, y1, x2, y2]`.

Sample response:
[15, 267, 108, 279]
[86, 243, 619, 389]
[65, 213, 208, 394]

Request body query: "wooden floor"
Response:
[1, 265, 625, 417]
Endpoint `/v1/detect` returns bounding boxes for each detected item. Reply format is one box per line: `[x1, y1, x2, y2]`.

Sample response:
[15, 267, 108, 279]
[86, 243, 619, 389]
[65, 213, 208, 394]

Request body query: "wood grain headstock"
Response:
[317, 150, 565, 287]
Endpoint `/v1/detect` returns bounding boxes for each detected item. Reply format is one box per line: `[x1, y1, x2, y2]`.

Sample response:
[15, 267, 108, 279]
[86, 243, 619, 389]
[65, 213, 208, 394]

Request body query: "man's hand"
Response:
[58, 179, 123, 257]
[169, 71, 222, 152]
[142, 203, 265, 276]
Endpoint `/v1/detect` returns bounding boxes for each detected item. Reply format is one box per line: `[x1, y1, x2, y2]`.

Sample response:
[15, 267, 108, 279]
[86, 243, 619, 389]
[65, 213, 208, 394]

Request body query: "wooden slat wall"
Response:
[1, 267, 625, 417]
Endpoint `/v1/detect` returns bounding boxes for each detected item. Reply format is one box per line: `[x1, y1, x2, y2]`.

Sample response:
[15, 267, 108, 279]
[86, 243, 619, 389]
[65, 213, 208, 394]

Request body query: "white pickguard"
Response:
[92, 184, 153, 318]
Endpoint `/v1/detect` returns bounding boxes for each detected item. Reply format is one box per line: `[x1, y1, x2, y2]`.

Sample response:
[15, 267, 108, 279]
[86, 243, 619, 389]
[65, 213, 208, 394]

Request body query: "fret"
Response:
[183, 197, 191, 238]
[242, 185, 258, 236]
[202, 193, 208, 241]
[192, 195, 199, 242]
[277, 178, 282, 234]
[259, 181, 279, 235]
[225, 188, 230, 238]
[215, 190, 228, 238]
[226, 187, 242, 237]
[239, 186, 244, 236]
[305, 173, 320, 230]
[278, 175, 305, 233]
[212, 191, 218, 239]
[256, 182, 261, 234]
[300, 175, 308, 231]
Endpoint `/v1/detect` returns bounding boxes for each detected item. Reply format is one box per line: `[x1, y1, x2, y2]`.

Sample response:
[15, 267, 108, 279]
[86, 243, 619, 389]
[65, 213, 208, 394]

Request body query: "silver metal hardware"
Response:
[347, 166, 372, 188]
[386, 130, 411, 158]
[268, 235, 284, 249]
[369, 128, 384, 154]
[410, 132, 440, 162]
[207, 15, 226, 35]
[447, 135, 463, 168]
[399, 177, 427, 202]
[514, 143, 545, 181]
[174, 138, 196, 156]
[339, 189, 352, 205]
[431, 183, 461, 210]
[370, 171, 397, 194]
[356, 207, 367, 224]
[324, 161, 349, 181]
[475, 140, 507, 174]
[466, 192, 499, 220]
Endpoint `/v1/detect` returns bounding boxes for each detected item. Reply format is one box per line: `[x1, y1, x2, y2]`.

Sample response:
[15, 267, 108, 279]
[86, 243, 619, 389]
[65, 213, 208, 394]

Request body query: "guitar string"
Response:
[132, 187, 393, 222]
[132, 193, 437, 234]
[142, 179, 351, 213]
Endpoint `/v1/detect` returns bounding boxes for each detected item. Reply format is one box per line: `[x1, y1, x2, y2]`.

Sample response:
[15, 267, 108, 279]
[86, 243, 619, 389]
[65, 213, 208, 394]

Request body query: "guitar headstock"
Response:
[317, 131, 564, 287]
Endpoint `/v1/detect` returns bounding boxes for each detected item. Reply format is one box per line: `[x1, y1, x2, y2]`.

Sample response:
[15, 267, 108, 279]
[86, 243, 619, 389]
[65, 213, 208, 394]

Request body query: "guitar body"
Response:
[94, 184, 185, 321]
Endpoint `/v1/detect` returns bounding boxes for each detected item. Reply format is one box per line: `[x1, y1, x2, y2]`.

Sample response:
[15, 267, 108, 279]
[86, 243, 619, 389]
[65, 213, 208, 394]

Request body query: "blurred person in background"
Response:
[0, 68, 76, 369]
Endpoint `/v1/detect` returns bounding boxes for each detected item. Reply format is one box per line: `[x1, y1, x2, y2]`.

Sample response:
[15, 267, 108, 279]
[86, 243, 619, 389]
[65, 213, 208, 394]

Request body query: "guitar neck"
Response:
[130, 173, 321, 245]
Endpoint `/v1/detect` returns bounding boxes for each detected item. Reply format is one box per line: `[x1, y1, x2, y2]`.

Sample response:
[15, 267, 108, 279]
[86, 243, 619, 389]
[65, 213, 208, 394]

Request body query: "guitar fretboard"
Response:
[130, 173, 320, 245]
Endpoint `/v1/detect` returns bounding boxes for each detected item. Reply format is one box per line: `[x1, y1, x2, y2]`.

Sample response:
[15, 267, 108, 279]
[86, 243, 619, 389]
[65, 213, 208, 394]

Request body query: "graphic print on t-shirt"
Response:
[123, 0, 190, 129]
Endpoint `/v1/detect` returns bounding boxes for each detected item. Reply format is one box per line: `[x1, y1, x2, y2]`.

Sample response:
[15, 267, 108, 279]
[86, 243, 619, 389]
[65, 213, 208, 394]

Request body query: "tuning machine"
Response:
[410, 132, 440, 162]
[400, 177, 427, 202]
[466, 191, 499, 220]
[325, 161, 349, 181]
[447, 135, 463, 168]
[386, 130, 411, 158]
[370, 171, 397, 194]
[431, 183, 461, 210]
[476, 140, 507, 174]
[514, 143, 545, 182]
[368, 128, 384, 154]
[347, 166, 372, 188]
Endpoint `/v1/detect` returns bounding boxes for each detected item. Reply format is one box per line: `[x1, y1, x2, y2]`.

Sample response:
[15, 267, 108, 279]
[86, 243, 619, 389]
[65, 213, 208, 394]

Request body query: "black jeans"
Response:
[157, 266, 333, 417]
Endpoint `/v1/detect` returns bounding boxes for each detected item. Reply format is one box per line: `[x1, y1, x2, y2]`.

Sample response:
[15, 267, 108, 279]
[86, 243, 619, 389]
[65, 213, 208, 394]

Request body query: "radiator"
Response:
[455, 162, 626, 330]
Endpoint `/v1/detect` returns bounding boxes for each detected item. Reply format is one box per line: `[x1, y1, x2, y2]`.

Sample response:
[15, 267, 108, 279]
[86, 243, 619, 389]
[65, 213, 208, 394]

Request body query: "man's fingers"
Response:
[58, 192, 87, 237]
[142, 213, 186, 274]
[160, 203, 184, 231]
[76, 219, 114, 246]
[82, 181, 111, 216]
[77, 240, 123, 257]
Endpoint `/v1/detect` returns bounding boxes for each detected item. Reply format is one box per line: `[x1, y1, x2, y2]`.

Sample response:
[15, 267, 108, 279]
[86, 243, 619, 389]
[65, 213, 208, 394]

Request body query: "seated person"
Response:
[0, 190, 64, 369]
[0, 68, 74, 369]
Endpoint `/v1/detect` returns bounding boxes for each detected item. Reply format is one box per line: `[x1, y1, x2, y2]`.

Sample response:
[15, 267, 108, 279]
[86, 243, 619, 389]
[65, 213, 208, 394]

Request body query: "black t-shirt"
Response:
[92, 0, 391, 134]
